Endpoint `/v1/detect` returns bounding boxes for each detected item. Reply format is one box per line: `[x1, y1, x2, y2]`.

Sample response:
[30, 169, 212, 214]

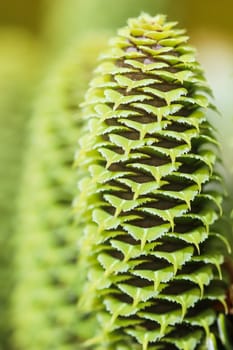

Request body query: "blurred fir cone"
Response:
[12, 35, 108, 350]
[0, 28, 42, 350]
[75, 14, 232, 350]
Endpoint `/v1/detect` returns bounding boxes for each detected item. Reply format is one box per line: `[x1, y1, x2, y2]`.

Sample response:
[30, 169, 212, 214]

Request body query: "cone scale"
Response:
[76, 14, 230, 350]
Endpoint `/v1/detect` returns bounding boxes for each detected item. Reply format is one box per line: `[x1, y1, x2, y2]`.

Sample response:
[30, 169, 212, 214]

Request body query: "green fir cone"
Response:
[76, 14, 231, 350]
[12, 35, 107, 350]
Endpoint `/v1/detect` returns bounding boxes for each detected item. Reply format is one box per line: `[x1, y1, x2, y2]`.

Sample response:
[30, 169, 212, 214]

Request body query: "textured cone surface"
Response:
[76, 14, 231, 350]
[12, 36, 107, 350]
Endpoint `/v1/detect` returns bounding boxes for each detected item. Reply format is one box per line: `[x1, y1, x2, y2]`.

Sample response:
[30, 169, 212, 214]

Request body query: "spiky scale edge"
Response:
[76, 14, 231, 350]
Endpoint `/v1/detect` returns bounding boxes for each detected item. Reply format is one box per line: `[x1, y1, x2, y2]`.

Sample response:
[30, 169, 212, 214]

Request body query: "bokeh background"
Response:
[0, 0, 232, 349]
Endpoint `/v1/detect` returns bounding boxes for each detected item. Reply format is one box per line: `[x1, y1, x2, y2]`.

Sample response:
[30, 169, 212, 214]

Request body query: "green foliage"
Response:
[76, 14, 231, 349]
[0, 28, 42, 349]
[12, 35, 108, 349]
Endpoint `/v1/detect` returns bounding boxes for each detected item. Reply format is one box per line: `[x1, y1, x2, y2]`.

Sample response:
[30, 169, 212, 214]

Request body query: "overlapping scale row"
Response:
[76, 14, 230, 350]
[12, 36, 107, 350]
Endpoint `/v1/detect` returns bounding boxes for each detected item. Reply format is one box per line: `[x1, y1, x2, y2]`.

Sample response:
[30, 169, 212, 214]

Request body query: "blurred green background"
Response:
[0, 0, 232, 181]
[0, 0, 232, 349]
